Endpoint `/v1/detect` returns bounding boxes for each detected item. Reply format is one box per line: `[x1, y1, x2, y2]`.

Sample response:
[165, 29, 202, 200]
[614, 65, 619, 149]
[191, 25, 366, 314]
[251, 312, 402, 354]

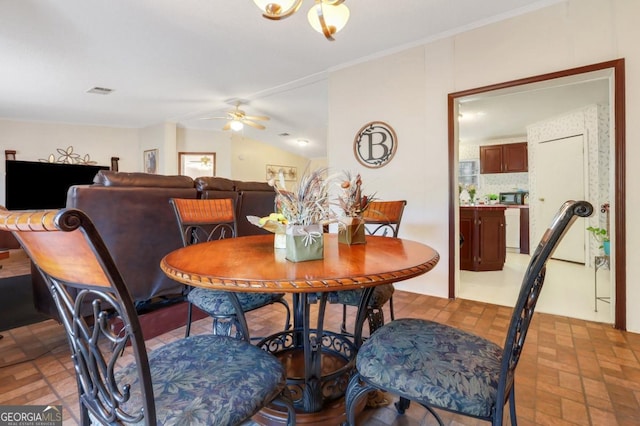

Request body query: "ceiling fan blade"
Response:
[243, 115, 270, 121]
[198, 116, 228, 120]
[244, 120, 266, 130]
[222, 122, 231, 131]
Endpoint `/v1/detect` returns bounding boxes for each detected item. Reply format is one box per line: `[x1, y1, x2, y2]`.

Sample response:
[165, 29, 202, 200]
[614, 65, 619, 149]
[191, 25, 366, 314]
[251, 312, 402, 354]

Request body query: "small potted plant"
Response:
[488, 194, 499, 204]
[587, 226, 610, 255]
[466, 184, 477, 205]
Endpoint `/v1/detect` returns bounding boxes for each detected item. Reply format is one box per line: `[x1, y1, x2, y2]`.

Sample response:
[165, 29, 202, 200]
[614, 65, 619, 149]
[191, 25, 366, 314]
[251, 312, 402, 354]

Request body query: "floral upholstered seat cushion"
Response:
[188, 288, 285, 315]
[356, 318, 503, 418]
[117, 335, 286, 425]
[331, 284, 394, 308]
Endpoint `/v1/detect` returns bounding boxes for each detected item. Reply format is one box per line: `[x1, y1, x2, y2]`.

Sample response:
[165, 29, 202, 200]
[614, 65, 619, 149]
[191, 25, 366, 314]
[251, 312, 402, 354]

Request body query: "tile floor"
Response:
[1, 252, 639, 425]
[459, 251, 613, 325]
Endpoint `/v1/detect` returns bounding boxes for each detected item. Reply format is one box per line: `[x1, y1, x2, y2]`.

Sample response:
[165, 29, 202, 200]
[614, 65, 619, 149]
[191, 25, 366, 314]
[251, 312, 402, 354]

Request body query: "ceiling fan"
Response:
[201, 102, 270, 131]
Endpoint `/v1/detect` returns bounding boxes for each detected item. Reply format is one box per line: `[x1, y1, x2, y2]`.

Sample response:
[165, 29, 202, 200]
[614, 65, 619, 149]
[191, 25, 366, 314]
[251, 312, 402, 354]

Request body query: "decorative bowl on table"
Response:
[247, 213, 288, 248]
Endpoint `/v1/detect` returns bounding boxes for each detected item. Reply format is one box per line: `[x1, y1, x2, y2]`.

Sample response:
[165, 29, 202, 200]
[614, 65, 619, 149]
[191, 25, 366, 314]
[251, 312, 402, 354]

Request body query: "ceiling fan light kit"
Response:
[230, 120, 244, 131]
[253, 0, 349, 41]
[202, 101, 270, 132]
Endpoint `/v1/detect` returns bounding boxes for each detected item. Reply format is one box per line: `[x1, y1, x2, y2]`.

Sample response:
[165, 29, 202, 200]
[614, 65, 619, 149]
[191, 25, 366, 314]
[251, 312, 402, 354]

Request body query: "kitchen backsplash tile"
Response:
[481, 173, 529, 199]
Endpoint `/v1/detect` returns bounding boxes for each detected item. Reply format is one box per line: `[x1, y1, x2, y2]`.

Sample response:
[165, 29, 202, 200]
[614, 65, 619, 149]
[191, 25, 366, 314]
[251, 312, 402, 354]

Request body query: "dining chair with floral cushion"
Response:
[344, 200, 593, 425]
[0, 207, 295, 426]
[170, 198, 291, 339]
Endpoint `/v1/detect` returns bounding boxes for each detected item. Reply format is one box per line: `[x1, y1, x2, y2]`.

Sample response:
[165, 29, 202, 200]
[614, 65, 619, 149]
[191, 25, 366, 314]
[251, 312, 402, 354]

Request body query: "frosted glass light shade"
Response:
[307, 2, 350, 37]
[253, 0, 302, 19]
[230, 120, 244, 131]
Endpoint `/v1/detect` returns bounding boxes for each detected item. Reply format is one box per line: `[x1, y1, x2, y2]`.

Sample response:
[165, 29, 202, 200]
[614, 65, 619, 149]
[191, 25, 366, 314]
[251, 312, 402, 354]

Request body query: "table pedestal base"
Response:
[256, 328, 361, 423]
[258, 329, 356, 411]
[253, 395, 366, 425]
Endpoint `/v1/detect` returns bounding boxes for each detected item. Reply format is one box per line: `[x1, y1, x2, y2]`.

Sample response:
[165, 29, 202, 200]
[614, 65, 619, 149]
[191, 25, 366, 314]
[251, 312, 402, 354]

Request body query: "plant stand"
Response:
[594, 254, 610, 312]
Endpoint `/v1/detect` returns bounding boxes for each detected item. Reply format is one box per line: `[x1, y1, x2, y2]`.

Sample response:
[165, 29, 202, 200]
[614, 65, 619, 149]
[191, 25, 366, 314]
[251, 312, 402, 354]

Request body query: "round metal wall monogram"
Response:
[353, 121, 397, 168]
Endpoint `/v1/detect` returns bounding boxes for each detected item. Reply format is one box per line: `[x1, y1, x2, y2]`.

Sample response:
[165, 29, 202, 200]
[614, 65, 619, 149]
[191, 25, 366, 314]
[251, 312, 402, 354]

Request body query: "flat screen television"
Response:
[5, 160, 110, 210]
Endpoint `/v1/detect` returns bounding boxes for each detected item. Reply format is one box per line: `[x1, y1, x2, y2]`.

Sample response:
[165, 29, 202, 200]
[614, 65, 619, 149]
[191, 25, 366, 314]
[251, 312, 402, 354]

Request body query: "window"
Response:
[459, 160, 479, 186]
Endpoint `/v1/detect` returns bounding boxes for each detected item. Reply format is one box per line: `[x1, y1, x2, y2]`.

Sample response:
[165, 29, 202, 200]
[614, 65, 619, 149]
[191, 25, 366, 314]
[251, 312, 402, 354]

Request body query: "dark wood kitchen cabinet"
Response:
[480, 142, 528, 174]
[460, 206, 506, 271]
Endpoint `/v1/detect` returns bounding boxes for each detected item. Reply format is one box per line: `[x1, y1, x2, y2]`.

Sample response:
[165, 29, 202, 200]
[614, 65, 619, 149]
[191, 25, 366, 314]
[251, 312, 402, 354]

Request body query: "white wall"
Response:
[0, 119, 139, 203]
[0, 119, 316, 205]
[327, 0, 640, 331]
[328, 46, 449, 297]
[230, 133, 312, 183]
[139, 123, 167, 174]
[176, 127, 232, 178]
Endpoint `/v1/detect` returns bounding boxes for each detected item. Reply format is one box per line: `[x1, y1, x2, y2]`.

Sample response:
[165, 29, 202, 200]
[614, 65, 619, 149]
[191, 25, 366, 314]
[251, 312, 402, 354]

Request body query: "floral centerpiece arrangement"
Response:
[334, 171, 374, 245]
[269, 168, 332, 262]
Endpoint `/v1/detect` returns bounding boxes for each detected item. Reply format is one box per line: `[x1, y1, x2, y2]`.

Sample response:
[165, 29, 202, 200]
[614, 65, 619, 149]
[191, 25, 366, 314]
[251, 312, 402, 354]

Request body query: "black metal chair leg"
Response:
[344, 374, 377, 426]
[367, 307, 385, 335]
[184, 302, 193, 337]
[508, 387, 517, 426]
[341, 304, 349, 334]
[424, 404, 445, 425]
[270, 389, 297, 426]
[395, 397, 411, 414]
[276, 298, 292, 330]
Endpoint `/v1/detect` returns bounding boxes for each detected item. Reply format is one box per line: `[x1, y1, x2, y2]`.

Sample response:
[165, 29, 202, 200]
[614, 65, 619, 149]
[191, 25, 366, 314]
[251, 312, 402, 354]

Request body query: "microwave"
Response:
[499, 192, 527, 205]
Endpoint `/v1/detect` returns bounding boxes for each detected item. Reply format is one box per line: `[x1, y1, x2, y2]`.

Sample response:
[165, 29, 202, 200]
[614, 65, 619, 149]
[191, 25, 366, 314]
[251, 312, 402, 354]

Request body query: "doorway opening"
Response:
[448, 59, 626, 330]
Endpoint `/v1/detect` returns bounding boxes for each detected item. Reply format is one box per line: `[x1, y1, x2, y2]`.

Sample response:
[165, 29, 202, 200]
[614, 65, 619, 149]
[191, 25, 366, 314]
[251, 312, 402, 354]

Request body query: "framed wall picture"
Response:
[266, 164, 297, 182]
[179, 152, 216, 179]
[143, 149, 158, 174]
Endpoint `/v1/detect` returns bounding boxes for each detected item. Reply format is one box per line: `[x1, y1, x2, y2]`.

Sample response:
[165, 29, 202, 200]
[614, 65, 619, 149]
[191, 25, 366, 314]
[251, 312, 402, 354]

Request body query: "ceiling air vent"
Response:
[86, 86, 114, 95]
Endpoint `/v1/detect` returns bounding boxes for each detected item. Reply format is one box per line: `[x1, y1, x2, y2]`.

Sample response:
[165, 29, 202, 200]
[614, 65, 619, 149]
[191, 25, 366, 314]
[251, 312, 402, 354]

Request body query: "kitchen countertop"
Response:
[460, 204, 529, 209]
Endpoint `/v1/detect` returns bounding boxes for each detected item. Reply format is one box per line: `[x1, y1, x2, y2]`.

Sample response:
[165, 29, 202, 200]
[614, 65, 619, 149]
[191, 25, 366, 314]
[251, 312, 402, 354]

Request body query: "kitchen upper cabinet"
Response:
[480, 142, 528, 174]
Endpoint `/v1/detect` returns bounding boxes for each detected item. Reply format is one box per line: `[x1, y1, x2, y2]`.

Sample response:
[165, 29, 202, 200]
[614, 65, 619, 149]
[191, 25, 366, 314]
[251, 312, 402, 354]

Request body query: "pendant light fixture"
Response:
[253, 0, 350, 41]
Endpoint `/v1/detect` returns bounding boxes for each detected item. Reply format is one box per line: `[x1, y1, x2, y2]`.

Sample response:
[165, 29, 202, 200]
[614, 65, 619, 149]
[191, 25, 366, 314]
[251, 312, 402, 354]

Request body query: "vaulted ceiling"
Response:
[1, 0, 565, 158]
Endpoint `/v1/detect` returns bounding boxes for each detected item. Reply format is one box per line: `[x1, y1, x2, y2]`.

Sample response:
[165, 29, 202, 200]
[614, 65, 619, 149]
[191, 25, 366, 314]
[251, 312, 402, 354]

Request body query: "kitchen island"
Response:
[460, 205, 507, 271]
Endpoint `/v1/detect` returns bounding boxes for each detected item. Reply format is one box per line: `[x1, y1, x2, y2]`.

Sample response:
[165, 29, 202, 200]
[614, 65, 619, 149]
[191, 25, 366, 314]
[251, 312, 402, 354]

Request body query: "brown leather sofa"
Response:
[196, 176, 275, 237]
[31, 171, 276, 338]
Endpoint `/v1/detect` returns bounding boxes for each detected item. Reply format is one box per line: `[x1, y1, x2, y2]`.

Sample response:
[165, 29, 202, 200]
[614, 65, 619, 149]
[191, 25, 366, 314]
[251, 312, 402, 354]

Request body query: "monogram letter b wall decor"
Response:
[353, 121, 397, 168]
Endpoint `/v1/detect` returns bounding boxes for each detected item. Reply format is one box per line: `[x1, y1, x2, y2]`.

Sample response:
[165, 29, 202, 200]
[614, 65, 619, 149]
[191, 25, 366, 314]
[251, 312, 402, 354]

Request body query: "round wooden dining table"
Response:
[161, 233, 440, 424]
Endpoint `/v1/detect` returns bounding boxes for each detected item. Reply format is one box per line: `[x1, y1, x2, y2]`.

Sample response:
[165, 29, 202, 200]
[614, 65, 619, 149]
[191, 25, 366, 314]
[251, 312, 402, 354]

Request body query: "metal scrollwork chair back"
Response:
[170, 198, 291, 339]
[344, 200, 593, 425]
[0, 207, 295, 426]
[333, 200, 407, 336]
